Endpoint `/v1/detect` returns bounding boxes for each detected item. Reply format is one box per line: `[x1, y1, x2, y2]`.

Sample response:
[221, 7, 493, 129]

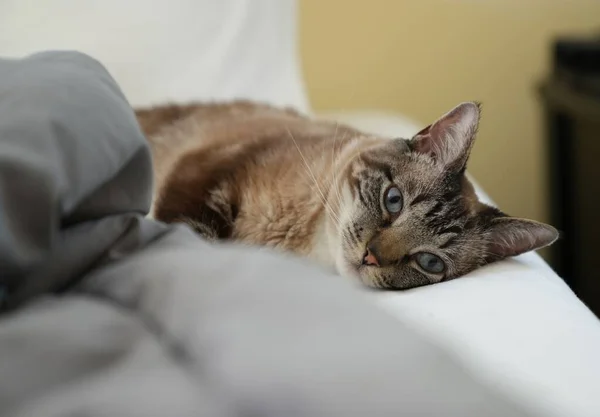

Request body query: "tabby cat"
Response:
[135, 101, 558, 290]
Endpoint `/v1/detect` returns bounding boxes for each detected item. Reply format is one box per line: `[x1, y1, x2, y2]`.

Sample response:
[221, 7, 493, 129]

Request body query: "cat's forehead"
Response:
[358, 140, 483, 214]
[358, 141, 442, 186]
[402, 165, 483, 218]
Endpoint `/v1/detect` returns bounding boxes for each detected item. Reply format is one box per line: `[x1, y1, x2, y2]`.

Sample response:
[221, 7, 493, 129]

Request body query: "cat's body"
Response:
[137, 101, 363, 270]
[136, 100, 558, 289]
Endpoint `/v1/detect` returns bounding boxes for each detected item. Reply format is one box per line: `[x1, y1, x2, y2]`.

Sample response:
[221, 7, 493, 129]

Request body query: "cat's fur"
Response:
[135, 100, 558, 290]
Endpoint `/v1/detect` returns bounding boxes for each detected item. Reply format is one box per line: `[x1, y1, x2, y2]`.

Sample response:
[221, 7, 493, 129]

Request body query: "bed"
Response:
[1, 1, 599, 416]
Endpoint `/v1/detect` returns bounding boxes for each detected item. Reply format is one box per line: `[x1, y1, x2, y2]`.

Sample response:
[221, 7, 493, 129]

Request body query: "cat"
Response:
[135, 100, 558, 290]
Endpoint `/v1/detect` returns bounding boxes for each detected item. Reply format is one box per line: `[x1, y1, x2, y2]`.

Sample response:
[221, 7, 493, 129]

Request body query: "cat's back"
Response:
[136, 100, 308, 147]
[135, 100, 357, 188]
[136, 101, 304, 193]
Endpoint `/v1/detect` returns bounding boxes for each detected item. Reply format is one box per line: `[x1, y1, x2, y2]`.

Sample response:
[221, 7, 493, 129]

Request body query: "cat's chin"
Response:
[334, 255, 372, 284]
[333, 245, 379, 286]
[333, 252, 359, 278]
[354, 266, 383, 289]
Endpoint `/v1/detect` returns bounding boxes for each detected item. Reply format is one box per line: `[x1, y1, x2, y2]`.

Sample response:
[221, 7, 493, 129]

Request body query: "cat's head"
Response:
[332, 102, 558, 289]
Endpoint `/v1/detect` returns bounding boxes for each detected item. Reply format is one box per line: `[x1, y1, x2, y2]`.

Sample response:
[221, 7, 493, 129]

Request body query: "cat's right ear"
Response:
[410, 102, 481, 172]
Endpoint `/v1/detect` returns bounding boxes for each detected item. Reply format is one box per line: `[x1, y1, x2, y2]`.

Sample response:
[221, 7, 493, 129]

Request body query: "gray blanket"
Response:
[0, 51, 536, 417]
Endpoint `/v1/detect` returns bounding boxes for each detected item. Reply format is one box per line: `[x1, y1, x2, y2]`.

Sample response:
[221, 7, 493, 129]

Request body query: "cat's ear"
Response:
[485, 217, 559, 260]
[411, 102, 481, 172]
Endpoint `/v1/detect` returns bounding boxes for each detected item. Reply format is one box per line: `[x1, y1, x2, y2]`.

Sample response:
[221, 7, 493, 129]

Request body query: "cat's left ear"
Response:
[485, 217, 559, 261]
[411, 102, 481, 172]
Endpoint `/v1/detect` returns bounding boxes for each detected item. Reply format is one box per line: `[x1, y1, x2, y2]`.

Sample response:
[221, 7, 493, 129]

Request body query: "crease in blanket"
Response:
[0, 50, 165, 312]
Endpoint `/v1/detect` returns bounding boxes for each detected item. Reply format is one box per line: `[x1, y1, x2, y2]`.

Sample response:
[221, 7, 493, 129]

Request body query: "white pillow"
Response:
[0, 0, 310, 112]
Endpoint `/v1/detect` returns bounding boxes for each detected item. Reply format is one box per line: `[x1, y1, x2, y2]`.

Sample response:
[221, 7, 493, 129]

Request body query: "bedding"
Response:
[0, 50, 539, 417]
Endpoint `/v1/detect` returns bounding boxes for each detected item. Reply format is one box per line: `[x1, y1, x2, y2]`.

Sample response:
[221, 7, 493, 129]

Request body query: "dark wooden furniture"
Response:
[539, 76, 600, 317]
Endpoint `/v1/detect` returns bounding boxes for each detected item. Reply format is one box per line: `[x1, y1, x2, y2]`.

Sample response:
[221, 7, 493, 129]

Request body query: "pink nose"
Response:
[363, 248, 380, 267]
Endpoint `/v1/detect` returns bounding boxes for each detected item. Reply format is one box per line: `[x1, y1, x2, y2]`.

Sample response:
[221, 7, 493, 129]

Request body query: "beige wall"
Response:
[300, 0, 600, 222]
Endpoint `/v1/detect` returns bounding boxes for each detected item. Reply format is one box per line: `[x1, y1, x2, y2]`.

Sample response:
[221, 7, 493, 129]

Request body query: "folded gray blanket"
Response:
[0, 51, 536, 417]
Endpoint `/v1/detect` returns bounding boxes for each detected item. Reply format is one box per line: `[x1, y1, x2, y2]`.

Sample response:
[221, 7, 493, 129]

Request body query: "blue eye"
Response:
[415, 252, 445, 274]
[384, 186, 403, 214]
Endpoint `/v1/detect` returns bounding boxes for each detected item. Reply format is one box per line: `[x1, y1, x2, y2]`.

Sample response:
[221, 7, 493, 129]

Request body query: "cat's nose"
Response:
[363, 247, 380, 267]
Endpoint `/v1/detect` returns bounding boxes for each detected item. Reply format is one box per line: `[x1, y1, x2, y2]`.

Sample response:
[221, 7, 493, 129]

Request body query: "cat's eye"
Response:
[415, 252, 445, 274]
[384, 186, 403, 214]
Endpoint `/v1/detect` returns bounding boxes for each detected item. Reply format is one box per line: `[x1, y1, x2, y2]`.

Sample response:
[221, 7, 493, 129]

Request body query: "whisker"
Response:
[298, 171, 340, 230]
[329, 124, 347, 214]
[286, 126, 342, 230]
